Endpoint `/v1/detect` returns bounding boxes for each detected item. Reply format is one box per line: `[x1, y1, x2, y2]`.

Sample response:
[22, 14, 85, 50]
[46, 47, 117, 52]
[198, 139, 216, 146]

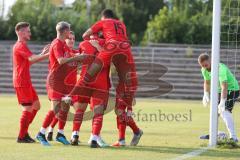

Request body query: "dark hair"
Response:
[15, 22, 30, 31]
[198, 53, 210, 64]
[101, 9, 115, 18]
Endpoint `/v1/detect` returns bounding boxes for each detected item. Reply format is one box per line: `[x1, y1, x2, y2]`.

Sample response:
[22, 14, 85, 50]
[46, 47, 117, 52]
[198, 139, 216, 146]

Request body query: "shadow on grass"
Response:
[199, 148, 240, 158]
[1, 136, 240, 159]
[69, 144, 240, 158]
[63, 143, 197, 155]
[69, 130, 175, 137]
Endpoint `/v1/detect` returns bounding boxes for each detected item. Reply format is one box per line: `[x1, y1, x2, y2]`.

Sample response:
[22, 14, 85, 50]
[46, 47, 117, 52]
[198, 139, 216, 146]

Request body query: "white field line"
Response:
[170, 147, 210, 160]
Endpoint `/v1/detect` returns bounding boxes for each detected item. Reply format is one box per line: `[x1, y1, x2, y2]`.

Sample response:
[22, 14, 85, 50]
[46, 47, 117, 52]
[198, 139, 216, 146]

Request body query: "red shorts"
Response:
[14, 86, 39, 105]
[89, 89, 109, 110]
[72, 95, 90, 104]
[96, 41, 133, 67]
[72, 86, 109, 110]
[46, 85, 65, 101]
[71, 78, 109, 105]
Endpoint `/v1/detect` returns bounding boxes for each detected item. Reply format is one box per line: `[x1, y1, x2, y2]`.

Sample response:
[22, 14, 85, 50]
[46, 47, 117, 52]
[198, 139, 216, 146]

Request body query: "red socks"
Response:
[72, 109, 84, 132]
[116, 110, 140, 140]
[117, 116, 126, 140]
[42, 110, 55, 129]
[92, 114, 103, 135]
[50, 116, 58, 128]
[18, 111, 32, 139]
[127, 116, 140, 134]
[58, 109, 68, 130]
[29, 109, 38, 124]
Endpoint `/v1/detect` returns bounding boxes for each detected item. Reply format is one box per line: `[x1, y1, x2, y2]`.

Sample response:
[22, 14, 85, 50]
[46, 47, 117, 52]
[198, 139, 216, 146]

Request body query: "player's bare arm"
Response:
[57, 53, 93, 65]
[204, 80, 210, 93]
[82, 28, 93, 40]
[28, 44, 50, 64]
[89, 40, 104, 52]
[220, 82, 228, 99]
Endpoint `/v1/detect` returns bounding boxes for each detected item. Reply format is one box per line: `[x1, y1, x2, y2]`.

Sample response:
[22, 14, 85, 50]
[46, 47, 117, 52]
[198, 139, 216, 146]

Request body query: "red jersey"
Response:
[79, 40, 110, 89]
[48, 38, 70, 72]
[91, 19, 128, 42]
[64, 47, 79, 85]
[48, 38, 79, 85]
[12, 41, 33, 87]
[47, 38, 79, 98]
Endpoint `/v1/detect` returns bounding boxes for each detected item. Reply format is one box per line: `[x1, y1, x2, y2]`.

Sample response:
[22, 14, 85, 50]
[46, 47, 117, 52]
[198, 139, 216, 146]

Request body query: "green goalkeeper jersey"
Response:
[201, 63, 239, 93]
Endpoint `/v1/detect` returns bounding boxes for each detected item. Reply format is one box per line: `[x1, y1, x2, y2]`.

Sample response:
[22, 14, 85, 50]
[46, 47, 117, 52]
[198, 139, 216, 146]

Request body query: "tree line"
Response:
[0, 0, 237, 45]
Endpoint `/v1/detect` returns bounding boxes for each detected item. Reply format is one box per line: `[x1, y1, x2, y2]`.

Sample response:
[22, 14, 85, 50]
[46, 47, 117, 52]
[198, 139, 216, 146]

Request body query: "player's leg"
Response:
[112, 51, 138, 107]
[112, 103, 127, 147]
[29, 87, 40, 124]
[220, 90, 239, 142]
[47, 116, 58, 141]
[23, 88, 41, 142]
[114, 51, 142, 145]
[84, 50, 111, 83]
[116, 102, 143, 146]
[71, 98, 88, 146]
[122, 95, 143, 146]
[36, 100, 61, 146]
[23, 100, 40, 143]
[127, 115, 143, 146]
[115, 82, 142, 146]
[55, 102, 70, 145]
[18, 104, 34, 143]
[15, 87, 35, 143]
[90, 104, 105, 148]
[89, 90, 109, 148]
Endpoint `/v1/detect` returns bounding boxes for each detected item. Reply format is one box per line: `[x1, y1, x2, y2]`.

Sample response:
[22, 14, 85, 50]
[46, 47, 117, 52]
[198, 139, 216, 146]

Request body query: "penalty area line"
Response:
[170, 147, 210, 160]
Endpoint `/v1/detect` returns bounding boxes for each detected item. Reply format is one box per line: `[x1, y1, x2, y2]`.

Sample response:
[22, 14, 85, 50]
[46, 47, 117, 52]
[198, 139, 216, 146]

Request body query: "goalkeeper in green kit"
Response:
[198, 53, 239, 142]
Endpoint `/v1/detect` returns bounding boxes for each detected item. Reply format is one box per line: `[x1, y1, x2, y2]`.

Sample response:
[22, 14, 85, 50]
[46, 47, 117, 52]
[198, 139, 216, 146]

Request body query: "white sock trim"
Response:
[48, 127, 54, 133]
[40, 127, 46, 135]
[92, 134, 99, 141]
[58, 129, 64, 135]
[71, 131, 79, 139]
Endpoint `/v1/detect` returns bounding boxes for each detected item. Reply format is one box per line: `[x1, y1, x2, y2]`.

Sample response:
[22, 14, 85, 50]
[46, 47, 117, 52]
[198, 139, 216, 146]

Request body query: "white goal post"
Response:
[209, 0, 221, 147]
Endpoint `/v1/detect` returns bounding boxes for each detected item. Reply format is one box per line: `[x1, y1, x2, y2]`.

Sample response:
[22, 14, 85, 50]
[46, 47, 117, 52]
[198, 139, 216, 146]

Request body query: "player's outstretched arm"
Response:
[57, 54, 94, 65]
[89, 40, 103, 52]
[82, 28, 93, 40]
[29, 44, 50, 64]
[202, 80, 210, 107]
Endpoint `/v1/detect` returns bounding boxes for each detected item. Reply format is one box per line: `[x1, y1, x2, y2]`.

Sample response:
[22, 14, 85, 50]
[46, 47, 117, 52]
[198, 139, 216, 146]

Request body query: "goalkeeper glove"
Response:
[218, 98, 227, 114]
[202, 91, 210, 107]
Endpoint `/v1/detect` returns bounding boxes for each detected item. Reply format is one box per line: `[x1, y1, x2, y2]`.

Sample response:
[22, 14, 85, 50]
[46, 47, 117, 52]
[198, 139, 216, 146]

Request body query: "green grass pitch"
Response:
[0, 95, 240, 160]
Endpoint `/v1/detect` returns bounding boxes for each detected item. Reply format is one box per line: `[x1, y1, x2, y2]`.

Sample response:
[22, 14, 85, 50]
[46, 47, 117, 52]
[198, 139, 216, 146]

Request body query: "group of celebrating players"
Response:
[12, 9, 143, 148]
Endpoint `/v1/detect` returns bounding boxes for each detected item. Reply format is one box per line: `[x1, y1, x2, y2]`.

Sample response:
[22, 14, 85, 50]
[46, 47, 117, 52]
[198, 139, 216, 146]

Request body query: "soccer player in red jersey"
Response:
[82, 9, 136, 112]
[82, 9, 142, 146]
[13, 22, 50, 143]
[89, 39, 143, 147]
[36, 22, 85, 146]
[82, 9, 129, 78]
[46, 31, 79, 141]
[68, 35, 111, 148]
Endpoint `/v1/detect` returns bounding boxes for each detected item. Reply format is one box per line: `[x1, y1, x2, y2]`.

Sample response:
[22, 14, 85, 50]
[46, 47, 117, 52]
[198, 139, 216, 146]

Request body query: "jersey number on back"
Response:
[114, 22, 125, 35]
